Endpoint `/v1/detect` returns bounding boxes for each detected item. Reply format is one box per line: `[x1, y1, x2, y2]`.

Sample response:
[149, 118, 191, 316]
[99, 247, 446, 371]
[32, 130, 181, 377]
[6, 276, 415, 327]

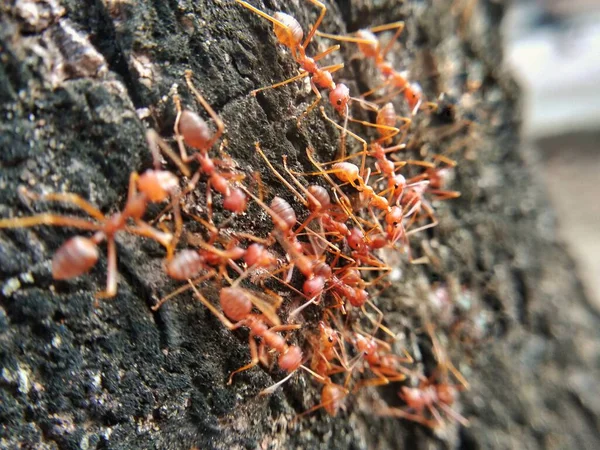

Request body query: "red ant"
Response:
[173, 70, 247, 220]
[188, 281, 303, 385]
[153, 230, 278, 310]
[350, 329, 415, 391]
[378, 323, 470, 429]
[294, 147, 392, 215]
[235, 0, 352, 124]
[0, 146, 182, 298]
[255, 142, 350, 240]
[393, 155, 460, 235]
[317, 22, 424, 115]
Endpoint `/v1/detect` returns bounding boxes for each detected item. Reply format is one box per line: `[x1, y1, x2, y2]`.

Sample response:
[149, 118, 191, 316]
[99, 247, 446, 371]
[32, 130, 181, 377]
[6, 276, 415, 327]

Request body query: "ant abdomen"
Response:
[220, 287, 252, 322]
[307, 185, 330, 209]
[179, 110, 214, 151]
[273, 12, 304, 48]
[52, 236, 99, 280]
[355, 30, 379, 58]
[270, 196, 296, 230]
[165, 249, 206, 280]
[303, 275, 325, 298]
[278, 345, 303, 372]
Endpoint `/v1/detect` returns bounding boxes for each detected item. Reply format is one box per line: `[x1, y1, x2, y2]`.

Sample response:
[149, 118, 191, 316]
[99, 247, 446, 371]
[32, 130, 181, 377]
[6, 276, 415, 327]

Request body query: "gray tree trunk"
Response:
[0, 1, 598, 449]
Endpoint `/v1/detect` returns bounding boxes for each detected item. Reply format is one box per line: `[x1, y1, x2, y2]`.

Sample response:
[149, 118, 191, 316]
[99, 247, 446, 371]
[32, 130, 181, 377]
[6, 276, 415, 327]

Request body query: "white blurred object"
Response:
[504, 3, 600, 138]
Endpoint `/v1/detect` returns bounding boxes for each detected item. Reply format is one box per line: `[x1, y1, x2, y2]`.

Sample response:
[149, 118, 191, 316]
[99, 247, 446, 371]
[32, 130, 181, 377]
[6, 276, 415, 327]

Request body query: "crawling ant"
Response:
[317, 22, 424, 115]
[153, 229, 278, 310]
[235, 0, 353, 124]
[0, 147, 182, 298]
[187, 281, 303, 385]
[378, 323, 470, 429]
[173, 70, 247, 220]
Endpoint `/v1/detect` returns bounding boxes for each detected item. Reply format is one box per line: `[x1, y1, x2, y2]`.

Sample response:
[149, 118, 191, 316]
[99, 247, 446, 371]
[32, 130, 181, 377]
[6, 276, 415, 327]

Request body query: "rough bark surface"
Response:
[1, 1, 599, 449]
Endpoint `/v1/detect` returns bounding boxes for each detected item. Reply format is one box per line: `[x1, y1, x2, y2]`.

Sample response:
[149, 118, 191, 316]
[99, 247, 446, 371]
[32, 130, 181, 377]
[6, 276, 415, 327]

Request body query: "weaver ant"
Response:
[235, 0, 352, 124]
[378, 323, 470, 429]
[188, 281, 303, 385]
[153, 229, 278, 311]
[317, 22, 424, 115]
[0, 147, 181, 298]
[173, 70, 247, 220]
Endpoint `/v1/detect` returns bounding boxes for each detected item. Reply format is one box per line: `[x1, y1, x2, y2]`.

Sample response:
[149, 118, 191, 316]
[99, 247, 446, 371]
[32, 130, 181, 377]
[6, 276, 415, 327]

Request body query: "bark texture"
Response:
[0, 1, 599, 449]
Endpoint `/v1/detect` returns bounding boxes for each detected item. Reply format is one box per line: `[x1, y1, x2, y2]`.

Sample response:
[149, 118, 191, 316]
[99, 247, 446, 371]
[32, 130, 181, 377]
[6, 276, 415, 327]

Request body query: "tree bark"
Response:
[0, 0, 598, 449]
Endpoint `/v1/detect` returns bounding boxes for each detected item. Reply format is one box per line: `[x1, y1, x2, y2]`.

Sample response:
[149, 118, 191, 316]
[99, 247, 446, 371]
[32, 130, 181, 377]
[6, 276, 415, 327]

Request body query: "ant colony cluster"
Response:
[0, 0, 473, 431]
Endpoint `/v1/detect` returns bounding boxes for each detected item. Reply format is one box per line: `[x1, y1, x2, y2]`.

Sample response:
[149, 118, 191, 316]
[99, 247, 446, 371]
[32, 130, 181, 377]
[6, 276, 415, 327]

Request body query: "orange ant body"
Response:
[188, 281, 302, 384]
[317, 23, 424, 114]
[235, 0, 351, 122]
[378, 323, 470, 429]
[0, 164, 180, 298]
[174, 70, 247, 219]
[351, 331, 414, 390]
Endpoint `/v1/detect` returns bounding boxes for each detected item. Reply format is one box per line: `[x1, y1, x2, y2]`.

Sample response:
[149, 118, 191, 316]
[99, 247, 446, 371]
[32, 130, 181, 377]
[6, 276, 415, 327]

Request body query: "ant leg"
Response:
[430, 189, 461, 200]
[378, 407, 437, 428]
[188, 281, 235, 329]
[167, 194, 183, 260]
[316, 31, 380, 45]
[438, 403, 470, 427]
[19, 187, 105, 221]
[152, 271, 216, 311]
[426, 322, 469, 389]
[228, 337, 260, 384]
[146, 129, 191, 177]
[361, 300, 396, 338]
[255, 143, 308, 207]
[373, 21, 405, 58]
[405, 205, 438, 236]
[433, 153, 458, 167]
[318, 107, 369, 174]
[373, 86, 406, 105]
[206, 181, 214, 225]
[302, 0, 327, 50]
[0, 214, 101, 233]
[126, 223, 172, 249]
[260, 370, 297, 396]
[427, 404, 445, 428]
[184, 70, 224, 149]
[172, 93, 194, 164]
[235, 1, 291, 33]
[251, 71, 310, 96]
[241, 289, 282, 327]
[352, 371, 395, 394]
[297, 79, 323, 126]
[360, 79, 393, 99]
[312, 45, 341, 62]
[268, 324, 302, 333]
[95, 237, 118, 299]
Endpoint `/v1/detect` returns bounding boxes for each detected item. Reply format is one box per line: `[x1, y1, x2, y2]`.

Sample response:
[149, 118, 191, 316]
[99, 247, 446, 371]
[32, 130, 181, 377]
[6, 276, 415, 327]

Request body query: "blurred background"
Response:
[503, 0, 600, 309]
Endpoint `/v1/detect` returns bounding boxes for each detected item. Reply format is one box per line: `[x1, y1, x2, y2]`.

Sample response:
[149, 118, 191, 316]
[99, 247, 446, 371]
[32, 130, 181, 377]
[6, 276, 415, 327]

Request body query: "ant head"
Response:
[318, 321, 337, 344]
[405, 82, 423, 115]
[329, 83, 350, 115]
